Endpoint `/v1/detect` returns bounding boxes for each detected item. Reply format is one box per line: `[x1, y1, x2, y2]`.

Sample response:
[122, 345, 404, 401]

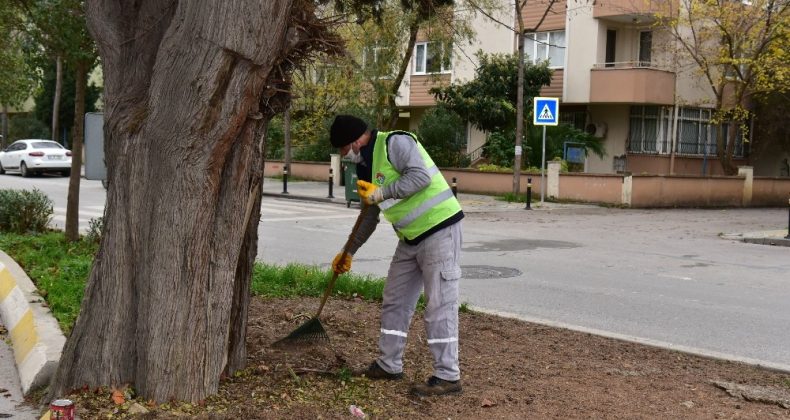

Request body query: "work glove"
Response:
[357, 180, 384, 205]
[332, 252, 353, 274]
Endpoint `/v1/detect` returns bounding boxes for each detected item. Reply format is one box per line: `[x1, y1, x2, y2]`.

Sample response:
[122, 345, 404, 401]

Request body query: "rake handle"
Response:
[314, 203, 371, 318]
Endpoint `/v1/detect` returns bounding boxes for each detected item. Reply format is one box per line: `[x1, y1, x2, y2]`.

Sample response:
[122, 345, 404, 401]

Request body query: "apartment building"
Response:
[394, 0, 757, 176]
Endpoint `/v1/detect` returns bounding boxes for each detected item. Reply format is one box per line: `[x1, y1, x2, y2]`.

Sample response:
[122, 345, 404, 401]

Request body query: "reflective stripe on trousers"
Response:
[377, 221, 463, 381]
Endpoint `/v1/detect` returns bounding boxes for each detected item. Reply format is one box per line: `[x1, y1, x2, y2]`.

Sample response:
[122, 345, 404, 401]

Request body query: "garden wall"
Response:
[263, 160, 790, 208]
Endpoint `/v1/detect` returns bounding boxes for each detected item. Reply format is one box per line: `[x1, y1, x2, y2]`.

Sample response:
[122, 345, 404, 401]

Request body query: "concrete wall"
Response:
[264, 161, 332, 181]
[753, 178, 790, 207]
[439, 168, 544, 195]
[627, 154, 749, 176]
[559, 173, 624, 203]
[587, 105, 630, 173]
[454, 1, 513, 84]
[565, 0, 599, 103]
[631, 175, 744, 207]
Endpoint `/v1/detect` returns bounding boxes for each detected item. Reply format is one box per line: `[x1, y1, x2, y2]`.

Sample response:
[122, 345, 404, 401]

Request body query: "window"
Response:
[605, 30, 617, 67]
[638, 31, 652, 66]
[628, 106, 672, 154]
[628, 106, 746, 157]
[525, 31, 566, 68]
[32, 141, 63, 149]
[559, 110, 587, 130]
[413, 42, 452, 74]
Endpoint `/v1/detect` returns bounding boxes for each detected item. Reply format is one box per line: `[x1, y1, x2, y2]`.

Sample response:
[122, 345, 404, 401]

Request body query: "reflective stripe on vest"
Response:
[378, 165, 440, 211]
[372, 131, 462, 240]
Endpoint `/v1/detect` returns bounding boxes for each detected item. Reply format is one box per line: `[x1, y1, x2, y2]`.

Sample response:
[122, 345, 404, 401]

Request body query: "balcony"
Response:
[589, 62, 675, 105]
[593, 0, 673, 21]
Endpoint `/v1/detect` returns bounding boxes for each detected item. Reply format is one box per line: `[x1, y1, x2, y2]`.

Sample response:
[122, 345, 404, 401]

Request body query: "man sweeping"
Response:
[328, 114, 464, 397]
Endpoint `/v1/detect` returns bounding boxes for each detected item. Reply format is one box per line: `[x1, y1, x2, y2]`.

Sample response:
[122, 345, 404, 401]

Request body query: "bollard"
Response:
[328, 168, 335, 198]
[525, 177, 532, 210]
[786, 195, 790, 239]
[451, 177, 458, 198]
[281, 165, 289, 194]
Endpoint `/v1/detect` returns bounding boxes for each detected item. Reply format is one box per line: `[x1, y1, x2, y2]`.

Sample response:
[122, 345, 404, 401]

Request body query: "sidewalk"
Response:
[261, 177, 591, 213]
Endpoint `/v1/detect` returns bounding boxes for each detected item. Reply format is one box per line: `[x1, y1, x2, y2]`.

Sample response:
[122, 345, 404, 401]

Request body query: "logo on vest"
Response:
[375, 172, 386, 185]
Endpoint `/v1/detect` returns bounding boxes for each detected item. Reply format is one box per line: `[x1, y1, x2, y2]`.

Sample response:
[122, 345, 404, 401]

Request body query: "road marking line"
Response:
[260, 200, 339, 213]
[260, 214, 357, 222]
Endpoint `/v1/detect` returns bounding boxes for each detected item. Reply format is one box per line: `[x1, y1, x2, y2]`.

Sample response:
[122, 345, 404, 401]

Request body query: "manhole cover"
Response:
[461, 265, 522, 279]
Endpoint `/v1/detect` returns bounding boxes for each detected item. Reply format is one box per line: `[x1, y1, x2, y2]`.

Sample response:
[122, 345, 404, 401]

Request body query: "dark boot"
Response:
[410, 376, 462, 396]
[353, 361, 403, 380]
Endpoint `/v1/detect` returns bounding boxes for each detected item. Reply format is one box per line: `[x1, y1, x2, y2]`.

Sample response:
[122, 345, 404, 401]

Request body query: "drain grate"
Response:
[461, 265, 522, 279]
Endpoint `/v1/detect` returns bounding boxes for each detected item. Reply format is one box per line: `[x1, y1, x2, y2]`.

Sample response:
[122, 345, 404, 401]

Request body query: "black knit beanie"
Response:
[330, 115, 368, 148]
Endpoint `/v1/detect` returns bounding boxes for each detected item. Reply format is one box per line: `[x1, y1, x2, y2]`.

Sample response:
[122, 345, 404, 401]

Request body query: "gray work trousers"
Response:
[376, 221, 463, 381]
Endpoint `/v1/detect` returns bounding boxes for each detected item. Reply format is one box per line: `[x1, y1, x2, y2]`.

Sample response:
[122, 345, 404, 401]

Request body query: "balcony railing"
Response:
[592, 61, 663, 70]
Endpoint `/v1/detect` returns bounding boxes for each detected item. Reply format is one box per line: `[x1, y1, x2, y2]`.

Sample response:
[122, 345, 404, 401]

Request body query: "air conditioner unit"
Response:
[585, 122, 608, 138]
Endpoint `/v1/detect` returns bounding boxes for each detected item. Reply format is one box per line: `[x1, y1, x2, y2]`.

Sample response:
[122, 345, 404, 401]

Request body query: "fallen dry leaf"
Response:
[111, 389, 125, 405]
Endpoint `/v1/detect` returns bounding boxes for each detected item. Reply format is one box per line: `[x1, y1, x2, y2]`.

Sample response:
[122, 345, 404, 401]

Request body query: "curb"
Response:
[262, 191, 350, 206]
[0, 251, 65, 394]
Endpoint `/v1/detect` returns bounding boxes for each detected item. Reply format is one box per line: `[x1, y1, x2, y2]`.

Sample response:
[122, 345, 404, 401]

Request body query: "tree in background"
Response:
[417, 106, 467, 167]
[433, 51, 604, 169]
[658, 0, 789, 175]
[14, 0, 98, 241]
[432, 52, 552, 134]
[33, 62, 101, 145]
[0, 4, 38, 147]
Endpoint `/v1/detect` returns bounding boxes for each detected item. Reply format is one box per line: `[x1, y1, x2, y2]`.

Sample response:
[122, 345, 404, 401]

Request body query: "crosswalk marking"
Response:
[261, 200, 338, 213]
[49, 200, 355, 229]
[260, 214, 357, 222]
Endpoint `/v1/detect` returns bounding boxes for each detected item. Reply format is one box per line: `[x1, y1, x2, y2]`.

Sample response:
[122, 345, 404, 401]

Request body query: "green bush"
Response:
[417, 106, 467, 167]
[85, 216, 104, 244]
[476, 163, 512, 173]
[0, 189, 53, 234]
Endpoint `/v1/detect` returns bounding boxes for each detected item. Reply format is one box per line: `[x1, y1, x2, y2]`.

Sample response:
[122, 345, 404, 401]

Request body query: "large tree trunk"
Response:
[65, 60, 87, 242]
[52, 56, 62, 142]
[49, 0, 337, 403]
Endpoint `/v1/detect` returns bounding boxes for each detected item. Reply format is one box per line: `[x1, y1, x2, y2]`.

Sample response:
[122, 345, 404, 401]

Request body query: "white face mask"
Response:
[344, 148, 363, 163]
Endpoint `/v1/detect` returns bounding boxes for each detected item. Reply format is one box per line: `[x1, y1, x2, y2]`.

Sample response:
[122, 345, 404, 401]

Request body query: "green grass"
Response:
[0, 232, 97, 334]
[1, 232, 471, 334]
[252, 262, 385, 301]
[496, 192, 529, 203]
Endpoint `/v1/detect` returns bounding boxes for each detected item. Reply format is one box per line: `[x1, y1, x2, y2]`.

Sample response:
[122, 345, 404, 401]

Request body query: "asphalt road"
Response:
[2, 174, 789, 375]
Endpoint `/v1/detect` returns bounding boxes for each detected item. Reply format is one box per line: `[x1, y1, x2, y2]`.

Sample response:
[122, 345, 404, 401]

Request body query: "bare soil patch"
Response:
[64, 296, 790, 419]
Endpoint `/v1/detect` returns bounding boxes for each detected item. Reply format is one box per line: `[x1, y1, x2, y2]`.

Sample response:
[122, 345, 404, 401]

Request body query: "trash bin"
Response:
[343, 161, 360, 208]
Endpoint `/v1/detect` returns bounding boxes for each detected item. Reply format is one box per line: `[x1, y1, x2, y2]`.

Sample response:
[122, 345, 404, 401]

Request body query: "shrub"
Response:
[85, 216, 104, 244]
[417, 106, 467, 167]
[476, 163, 512, 173]
[0, 189, 53, 234]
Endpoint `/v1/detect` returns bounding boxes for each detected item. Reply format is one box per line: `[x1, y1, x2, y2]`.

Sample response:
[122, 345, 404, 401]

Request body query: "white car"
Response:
[0, 139, 72, 177]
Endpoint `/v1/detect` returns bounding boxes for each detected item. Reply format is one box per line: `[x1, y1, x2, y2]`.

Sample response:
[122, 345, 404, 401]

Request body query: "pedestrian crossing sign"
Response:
[533, 97, 559, 126]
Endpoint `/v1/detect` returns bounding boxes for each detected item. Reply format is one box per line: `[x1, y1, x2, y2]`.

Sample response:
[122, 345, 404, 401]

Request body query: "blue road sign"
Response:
[533, 97, 559, 126]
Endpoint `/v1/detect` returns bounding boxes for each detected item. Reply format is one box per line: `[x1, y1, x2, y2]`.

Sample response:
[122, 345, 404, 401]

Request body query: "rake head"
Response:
[273, 317, 330, 347]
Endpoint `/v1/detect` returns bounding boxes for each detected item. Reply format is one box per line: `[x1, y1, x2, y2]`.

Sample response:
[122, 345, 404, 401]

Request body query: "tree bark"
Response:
[49, 0, 337, 403]
[1, 105, 8, 148]
[65, 60, 87, 242]
[52, 56, 62, 142]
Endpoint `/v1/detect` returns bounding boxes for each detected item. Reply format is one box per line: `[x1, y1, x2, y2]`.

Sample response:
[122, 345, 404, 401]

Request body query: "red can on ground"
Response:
[50, 399, 75, 420]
